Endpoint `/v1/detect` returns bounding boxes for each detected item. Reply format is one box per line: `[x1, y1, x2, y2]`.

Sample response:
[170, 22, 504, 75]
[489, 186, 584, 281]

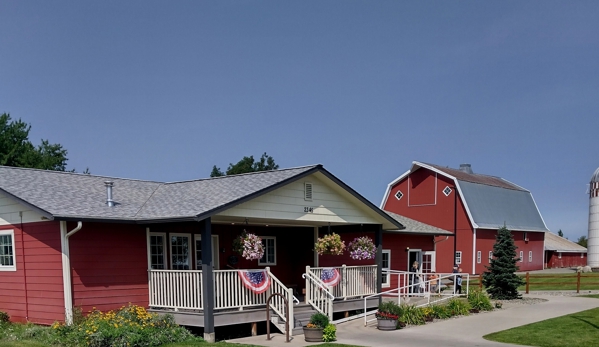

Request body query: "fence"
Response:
[467, 272, 599, 294]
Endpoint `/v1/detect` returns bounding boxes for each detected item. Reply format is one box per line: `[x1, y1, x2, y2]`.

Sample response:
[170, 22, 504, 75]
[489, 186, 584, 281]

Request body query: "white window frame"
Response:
[489, 251, 493, 262]
[581, 253, 585, 258]
[394, 190, 403, 201]
[558, 252, 562, 259]
[477, 251, 481, 264]
[259, 236, 277, 266]
[148, 232, 167, 270]
[519, 251, 523, 262]
[455, 251, 462, 265]
[0, 229, 16, 272]
[170, 233, 192, 270]
[194, 235, 220, 269]
[382, 250, 391, 288]
[528, 251, 532, 262]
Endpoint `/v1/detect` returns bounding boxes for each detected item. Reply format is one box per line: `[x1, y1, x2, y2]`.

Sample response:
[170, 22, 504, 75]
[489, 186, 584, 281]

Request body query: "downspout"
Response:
[60, 221, 82, 325]
[433, 236, 449, 272]
[472, 228, 477, 274]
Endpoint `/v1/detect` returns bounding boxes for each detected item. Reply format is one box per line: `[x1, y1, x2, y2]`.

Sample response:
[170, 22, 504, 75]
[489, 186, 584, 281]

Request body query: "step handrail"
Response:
[265, 267, 294, 332]
[302, 273, 335, 300]
[303, 268, 334, 320]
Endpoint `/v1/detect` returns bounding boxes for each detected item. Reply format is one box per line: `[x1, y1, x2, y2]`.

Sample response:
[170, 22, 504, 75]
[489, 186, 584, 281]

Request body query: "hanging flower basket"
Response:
[315, 233, 345, 256]
[347, 236, 376, 260]
[233, 230, 264, 261]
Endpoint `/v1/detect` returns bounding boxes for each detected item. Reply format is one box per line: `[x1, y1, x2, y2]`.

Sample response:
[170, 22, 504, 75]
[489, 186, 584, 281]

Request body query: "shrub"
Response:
[309, 312, 329, 329]
[0, 311, 9, 323]
[447, 298, 471, 316]
[400, 304, 425, 325]
[322, 323, 336, 342]
[468, 289, 493, 311]
[430, 304, 452, 319]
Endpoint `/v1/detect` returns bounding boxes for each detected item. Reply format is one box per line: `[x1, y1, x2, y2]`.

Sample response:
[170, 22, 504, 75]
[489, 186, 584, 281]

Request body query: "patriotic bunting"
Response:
[320, 268, 340, 287]
[238, 270, 271, 294]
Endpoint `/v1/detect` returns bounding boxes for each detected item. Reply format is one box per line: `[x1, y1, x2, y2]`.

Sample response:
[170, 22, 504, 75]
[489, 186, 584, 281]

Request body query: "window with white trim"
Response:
[523, 232, 528, 241]
[149, 233, 166, 270]
[0, 230, 16, 271]
[558, 252, 562, 259]
[259, 237, 276, 266]
[477, 251, 481, 264]
[489, 251, 493, 262]
[455, 251, 462, 265]
[443, 186, 452, 197]
[394, 190, 403, 200]
[170, 234, 191, 270]
[382, 250, 391, 287]
[528, 251, 532, 262]
[519, 251, 523, 262]
[581, 253, 585, 259]
[194, 235, 220, 269]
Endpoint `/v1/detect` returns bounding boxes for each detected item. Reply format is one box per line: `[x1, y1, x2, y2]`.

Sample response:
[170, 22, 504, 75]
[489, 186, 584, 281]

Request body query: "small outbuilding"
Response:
[544, 232, 587, 269]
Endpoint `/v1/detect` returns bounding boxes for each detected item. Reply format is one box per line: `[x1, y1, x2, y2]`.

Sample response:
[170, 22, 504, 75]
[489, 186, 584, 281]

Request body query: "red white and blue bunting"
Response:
[320, 268, 340, 287]
[238, 270, 271, 294]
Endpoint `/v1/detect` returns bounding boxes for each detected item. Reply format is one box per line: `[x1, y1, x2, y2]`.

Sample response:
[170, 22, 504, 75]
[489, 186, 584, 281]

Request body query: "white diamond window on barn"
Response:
[443, 186, 452, 196]
[395, 190, 403, 200]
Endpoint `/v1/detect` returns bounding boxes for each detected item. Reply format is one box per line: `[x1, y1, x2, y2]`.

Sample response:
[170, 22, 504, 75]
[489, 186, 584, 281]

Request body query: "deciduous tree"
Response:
[210, 153, 279, 177]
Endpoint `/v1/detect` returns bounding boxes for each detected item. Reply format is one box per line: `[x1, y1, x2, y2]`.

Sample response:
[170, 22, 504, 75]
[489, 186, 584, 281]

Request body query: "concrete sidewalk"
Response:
[227, 294, 599, 347]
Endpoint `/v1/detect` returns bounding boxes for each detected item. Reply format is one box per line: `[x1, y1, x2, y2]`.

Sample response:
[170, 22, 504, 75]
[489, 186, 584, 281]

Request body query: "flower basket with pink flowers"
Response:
[314, 233, 345, 256]
[347, 236, 376, 260]
[233, 231, 265, 261]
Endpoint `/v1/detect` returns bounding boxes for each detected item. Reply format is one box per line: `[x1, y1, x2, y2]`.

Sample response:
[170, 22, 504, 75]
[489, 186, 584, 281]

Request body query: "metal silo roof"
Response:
[591, 166, 599, 183]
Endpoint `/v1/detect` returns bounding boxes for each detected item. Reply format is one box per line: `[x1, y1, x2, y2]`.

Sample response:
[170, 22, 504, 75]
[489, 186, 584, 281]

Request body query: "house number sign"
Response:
[304, 207, 314, 213]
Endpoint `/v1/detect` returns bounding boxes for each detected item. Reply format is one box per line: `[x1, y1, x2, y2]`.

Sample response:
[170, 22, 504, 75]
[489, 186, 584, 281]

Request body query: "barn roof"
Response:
[0, 165, 403, 229]
[384, 211, 453, 235]
[544, 232, 587, 253]
[382, 161, 549, 232]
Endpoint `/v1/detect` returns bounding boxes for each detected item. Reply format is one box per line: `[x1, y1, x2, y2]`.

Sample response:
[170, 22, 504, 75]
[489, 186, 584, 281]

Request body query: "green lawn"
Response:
[0, 342, 359, 347]
[484, 307, 599, 347]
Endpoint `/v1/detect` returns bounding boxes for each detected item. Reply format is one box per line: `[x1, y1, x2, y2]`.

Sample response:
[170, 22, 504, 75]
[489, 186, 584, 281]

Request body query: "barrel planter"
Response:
[377, 318, 397, 331]
[303, 327, 324, 342]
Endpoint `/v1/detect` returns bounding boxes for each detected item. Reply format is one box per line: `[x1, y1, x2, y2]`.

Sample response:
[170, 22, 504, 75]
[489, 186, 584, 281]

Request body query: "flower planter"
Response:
[303, 327, 324, 342]
[377, 318, 397, 331]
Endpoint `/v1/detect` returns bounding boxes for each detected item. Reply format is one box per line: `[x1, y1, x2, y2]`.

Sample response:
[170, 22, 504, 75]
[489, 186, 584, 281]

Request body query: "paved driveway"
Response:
[228, 294, 599, 347]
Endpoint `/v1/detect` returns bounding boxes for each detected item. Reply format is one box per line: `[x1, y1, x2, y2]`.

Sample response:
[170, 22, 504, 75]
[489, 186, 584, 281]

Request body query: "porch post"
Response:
[200, 217, 215, 343]
[375, 224, 383, 303]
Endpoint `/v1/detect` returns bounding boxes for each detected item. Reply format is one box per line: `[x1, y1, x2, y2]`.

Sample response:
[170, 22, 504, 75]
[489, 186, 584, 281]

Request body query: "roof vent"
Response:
[105, 181, 115, 207]
[459, 163, 473, 174]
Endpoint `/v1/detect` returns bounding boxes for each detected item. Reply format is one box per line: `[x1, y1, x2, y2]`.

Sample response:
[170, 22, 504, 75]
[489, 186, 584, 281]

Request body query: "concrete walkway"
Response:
[227, 294, 599, 347]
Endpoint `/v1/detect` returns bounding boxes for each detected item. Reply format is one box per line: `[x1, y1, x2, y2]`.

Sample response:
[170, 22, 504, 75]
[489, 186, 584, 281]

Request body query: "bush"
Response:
[400, 304, 425, 325]
[430, 304, 452, 319]
[309, 312, 329, 329]
[322, 323, 336, 342]
[447, 298, 471, 316]
[468, 289, 493, 311]
[0, 311, 9, 323]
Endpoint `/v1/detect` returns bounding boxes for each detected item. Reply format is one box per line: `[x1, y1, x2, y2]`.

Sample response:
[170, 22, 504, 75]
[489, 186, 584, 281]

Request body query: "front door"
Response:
[421, 251, 435, 273]
[408, 249, 421, 270]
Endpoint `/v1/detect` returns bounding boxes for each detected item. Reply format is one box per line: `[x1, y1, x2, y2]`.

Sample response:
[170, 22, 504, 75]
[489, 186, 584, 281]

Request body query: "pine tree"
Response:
[483, 226, 525, 300]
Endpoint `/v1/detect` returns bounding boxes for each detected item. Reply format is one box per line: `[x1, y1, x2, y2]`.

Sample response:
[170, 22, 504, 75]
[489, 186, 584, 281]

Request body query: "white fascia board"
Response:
[380, 169, 411, 208]
[413, 162, 479, 229]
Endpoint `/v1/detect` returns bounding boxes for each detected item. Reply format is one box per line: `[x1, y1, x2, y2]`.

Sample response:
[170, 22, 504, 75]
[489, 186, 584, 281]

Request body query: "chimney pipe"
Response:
[105, 181, 115, 207]
[459, 164, 473, 174]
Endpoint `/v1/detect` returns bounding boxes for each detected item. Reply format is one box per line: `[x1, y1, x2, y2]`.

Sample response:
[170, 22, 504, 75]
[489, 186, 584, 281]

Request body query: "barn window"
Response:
[581, 253, 584, 258]
[0, 230, 16, 271]
[170, 234, 191, 270]
[529, 251, 532, 262]
[519, 251, 523, 262]
[455, 251, 462, 265]
[443, 186, 452, 197]
[382, 250, 391, 287]
[558, 252, 562, 259]
[259, 237, 276, 266]
[477, 251, 481, 264]
[149, 232, 166, 270]
[394, 190, 404, 200]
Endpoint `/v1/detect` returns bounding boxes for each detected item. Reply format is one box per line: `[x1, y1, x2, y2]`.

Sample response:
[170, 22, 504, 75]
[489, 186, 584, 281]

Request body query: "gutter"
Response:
[60, 221, 82, 325]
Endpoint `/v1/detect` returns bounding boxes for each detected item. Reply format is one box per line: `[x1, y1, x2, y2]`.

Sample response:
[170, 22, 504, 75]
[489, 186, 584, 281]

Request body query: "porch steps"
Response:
[271, 303, 317, 336]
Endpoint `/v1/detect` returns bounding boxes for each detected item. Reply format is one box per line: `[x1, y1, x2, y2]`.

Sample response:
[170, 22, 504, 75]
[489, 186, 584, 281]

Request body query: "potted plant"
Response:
[303, 312, 329, 342]
[347, 236, 376, 260]
[314, 233, 345, 256]
[375, 301, 401, 331]
[232, 230, 264, 260]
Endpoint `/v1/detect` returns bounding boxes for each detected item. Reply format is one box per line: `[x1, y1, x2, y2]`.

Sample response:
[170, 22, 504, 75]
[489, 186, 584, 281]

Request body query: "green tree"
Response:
[483, 226, 525, 300]
[558, 229, 564, 237]
[0, 113, 69, 171]
[577, 235, 588, 248]
[210, 152, 279, 177]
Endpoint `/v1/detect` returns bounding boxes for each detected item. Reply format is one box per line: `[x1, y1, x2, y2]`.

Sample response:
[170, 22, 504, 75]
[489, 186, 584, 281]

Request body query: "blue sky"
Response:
[1, 1, 597, 240]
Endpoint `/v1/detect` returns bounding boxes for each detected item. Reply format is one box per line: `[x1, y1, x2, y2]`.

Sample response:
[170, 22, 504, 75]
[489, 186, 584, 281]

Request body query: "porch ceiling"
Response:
[211, 215, 361, 228]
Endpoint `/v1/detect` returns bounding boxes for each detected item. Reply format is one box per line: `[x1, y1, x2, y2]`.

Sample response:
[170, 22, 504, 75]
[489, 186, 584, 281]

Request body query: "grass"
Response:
[0, 342, 360, 347]
[484, 307, 599, 347]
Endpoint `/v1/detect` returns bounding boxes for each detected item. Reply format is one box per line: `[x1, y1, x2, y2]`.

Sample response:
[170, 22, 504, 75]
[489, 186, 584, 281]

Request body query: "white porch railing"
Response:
[213, 269, 266, 310]
[266, 268, 294, 331]
[148, 270, 203, 310]
[303, 267, 334, 320]
[308, 265, 377, 300]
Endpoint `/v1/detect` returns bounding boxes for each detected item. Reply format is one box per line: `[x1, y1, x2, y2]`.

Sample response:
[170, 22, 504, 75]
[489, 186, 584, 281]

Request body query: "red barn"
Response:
[544, 232, 587, 269]
[381, 161, 549, 275]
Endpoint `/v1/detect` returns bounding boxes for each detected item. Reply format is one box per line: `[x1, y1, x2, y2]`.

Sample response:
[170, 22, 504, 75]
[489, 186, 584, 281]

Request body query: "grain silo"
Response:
[589, 167, 599, 268]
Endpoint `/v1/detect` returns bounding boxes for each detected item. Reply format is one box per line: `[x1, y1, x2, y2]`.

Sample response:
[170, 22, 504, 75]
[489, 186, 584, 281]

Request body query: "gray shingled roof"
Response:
[384, 211, 452, 235]
[544, 232, 587, 252]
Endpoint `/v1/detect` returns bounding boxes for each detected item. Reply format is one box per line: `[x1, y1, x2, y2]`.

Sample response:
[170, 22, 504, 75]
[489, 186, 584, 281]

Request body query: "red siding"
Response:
[546, 251, 587, 268]
[69, 222, 149, 315]
[0, 221, 63, 325]
[382, 234, 433, 288]
[475, 229, 544, 273]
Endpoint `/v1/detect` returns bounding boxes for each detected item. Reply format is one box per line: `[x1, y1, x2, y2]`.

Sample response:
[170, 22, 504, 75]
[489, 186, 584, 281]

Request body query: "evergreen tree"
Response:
[483, 226, 525, 300]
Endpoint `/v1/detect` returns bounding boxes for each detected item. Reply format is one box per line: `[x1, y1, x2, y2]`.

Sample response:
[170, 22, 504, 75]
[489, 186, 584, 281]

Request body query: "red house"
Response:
[381, 161, 549, 275]
[544, 232, 587, 269]
[0, 164, 450, 341]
